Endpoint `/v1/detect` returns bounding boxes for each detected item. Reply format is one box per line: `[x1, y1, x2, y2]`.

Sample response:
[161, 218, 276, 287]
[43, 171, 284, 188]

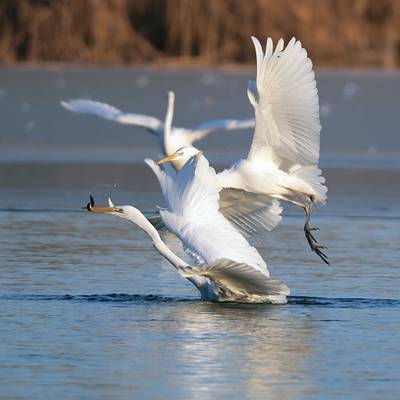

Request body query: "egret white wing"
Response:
[145, 155, 268, 272]
[247, 37, 321, 169]
[61, 99, 163, 132]
[189, 118, 255, 142]
[219, 189, 282, 236]
[182, 258, 289, 299]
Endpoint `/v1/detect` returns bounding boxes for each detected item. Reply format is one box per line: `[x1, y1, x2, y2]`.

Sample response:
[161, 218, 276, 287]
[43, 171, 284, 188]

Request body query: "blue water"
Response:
[0, 68, 400, 399]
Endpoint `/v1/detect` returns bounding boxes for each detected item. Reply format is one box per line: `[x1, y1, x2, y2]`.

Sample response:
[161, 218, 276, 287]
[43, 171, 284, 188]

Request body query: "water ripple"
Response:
[289, 296, 400, 308]
[0, 293, 193, 303]
[0, 208, 83, 213]
[1, 293, 399, 308]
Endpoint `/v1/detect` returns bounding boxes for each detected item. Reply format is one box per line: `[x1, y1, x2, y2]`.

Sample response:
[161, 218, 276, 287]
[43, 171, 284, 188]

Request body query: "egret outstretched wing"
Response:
[219, 189, 282, 236]
[154, 36, 327, 262]
[88, 150, 289, 302]
[154, 151, 283, 237]
[246, 37, 321, 169]
[140, 189, 282, 238]
[189, 118, 255, 143]
[140, 177, 282, 238]
[145, 155, 268, 273]
[61, 99, 163, 132]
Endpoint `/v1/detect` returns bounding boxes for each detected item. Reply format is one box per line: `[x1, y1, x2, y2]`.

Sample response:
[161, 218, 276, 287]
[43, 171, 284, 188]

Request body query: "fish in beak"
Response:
[85, 195, 95, 211]
[86, 195, 121, 213]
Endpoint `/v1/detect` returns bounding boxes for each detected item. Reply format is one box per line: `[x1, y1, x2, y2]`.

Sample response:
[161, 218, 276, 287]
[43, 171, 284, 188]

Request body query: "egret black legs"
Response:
[303, 201, 329, 265]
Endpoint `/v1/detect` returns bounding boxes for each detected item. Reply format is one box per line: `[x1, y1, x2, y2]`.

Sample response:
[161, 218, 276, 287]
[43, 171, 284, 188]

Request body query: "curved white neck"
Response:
[130, 209, 188, 273]
[124, 208, 213, 298]
[163, 92, 175, 154]
[162, 92, 188, 170]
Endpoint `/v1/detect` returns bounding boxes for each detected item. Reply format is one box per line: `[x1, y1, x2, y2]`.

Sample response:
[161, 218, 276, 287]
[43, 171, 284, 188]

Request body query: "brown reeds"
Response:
[0, 0, 399, 67]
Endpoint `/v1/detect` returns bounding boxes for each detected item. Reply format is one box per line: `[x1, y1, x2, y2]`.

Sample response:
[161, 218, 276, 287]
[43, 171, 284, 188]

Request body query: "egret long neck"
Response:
[129, 209, 215, 299]
[132, 210, 188, 272]
[152, 237, 187, 271]
[162, 92, 185, 170]
[163, 92, 175, 156]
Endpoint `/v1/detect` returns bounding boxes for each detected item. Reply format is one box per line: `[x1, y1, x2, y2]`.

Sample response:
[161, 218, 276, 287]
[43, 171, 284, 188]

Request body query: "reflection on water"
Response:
[2, 293, 317, 400]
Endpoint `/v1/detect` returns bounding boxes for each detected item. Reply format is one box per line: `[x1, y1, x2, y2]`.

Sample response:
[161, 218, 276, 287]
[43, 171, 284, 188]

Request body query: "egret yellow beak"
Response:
[157, 152, 179, 165]
[87, 205, 121, 213]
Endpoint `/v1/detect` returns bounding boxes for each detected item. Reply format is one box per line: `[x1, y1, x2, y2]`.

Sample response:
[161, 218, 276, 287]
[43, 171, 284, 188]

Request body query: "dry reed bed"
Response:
[0, 0, 399, 67]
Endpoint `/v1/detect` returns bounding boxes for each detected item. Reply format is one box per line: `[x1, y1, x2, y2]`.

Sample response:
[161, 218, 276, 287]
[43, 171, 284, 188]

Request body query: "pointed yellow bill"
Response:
[88, 206, 121, 213]
[157, 152, 179, 165]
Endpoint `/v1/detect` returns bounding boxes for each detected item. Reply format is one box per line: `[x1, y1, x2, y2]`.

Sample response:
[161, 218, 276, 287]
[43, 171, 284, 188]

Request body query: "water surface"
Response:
[0, 68, 399, 399]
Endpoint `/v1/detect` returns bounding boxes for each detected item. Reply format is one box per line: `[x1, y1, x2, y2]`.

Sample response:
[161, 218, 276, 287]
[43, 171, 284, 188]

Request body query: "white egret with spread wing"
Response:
[61, 92, 254, 169]
[87, 154, 289, 303]
[158, 37, 328, 263]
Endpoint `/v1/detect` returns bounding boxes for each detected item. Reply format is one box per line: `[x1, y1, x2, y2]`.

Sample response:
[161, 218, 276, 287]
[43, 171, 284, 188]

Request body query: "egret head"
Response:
[86, 197, 150, 230]
[157, 146, 200, 166]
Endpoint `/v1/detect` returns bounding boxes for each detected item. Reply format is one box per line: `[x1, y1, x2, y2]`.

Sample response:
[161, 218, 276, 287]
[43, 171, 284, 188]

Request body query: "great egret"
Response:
[61, 93, 254, 169]
[87, 154, 289, 303]
[158, 37, 328, 264]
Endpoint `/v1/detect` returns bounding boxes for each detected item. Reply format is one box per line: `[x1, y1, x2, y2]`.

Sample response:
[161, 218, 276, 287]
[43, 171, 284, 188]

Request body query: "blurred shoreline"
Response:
[2, 64, 400, 74]
[1, 1, 400, 68]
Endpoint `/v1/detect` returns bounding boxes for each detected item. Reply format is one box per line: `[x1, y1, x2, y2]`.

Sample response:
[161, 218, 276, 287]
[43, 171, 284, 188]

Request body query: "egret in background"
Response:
[87, 153, 289, 303]
[61, 93, 254, 169]
[158, 37, 328, 263]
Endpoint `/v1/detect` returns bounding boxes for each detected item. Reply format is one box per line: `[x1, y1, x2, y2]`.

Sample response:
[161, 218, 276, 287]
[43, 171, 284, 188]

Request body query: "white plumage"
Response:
[146, 155, 267, 273]
[61, 99, 163, 131]
[83, 35, 328, 303]
[157, 37, 328, 263]
[220, 36, 326, 202]
[61, 92, 254, 169]
[88, 153, 289, 303]
[248, 37, 321, 167]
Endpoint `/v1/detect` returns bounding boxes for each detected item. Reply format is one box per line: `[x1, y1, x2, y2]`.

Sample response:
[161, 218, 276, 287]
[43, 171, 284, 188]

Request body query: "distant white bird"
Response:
[157, 37, 328, 263]
[87, 154, 289, 303]
[61, 93, 254, 169]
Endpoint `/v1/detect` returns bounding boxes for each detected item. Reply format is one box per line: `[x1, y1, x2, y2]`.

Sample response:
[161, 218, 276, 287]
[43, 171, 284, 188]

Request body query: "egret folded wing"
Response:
[182, 258, 289, 297]
[219, 188, 282, 236]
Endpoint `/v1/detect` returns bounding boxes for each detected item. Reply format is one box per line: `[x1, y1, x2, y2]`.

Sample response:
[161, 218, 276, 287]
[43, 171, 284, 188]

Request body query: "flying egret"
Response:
[61, 93, 254, 169]
[87, 154, 289, 303]
[157, 37, 328, 264]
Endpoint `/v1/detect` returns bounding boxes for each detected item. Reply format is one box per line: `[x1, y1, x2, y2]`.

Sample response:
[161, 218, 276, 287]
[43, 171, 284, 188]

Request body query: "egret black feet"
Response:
[304, 203, 329, 265]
